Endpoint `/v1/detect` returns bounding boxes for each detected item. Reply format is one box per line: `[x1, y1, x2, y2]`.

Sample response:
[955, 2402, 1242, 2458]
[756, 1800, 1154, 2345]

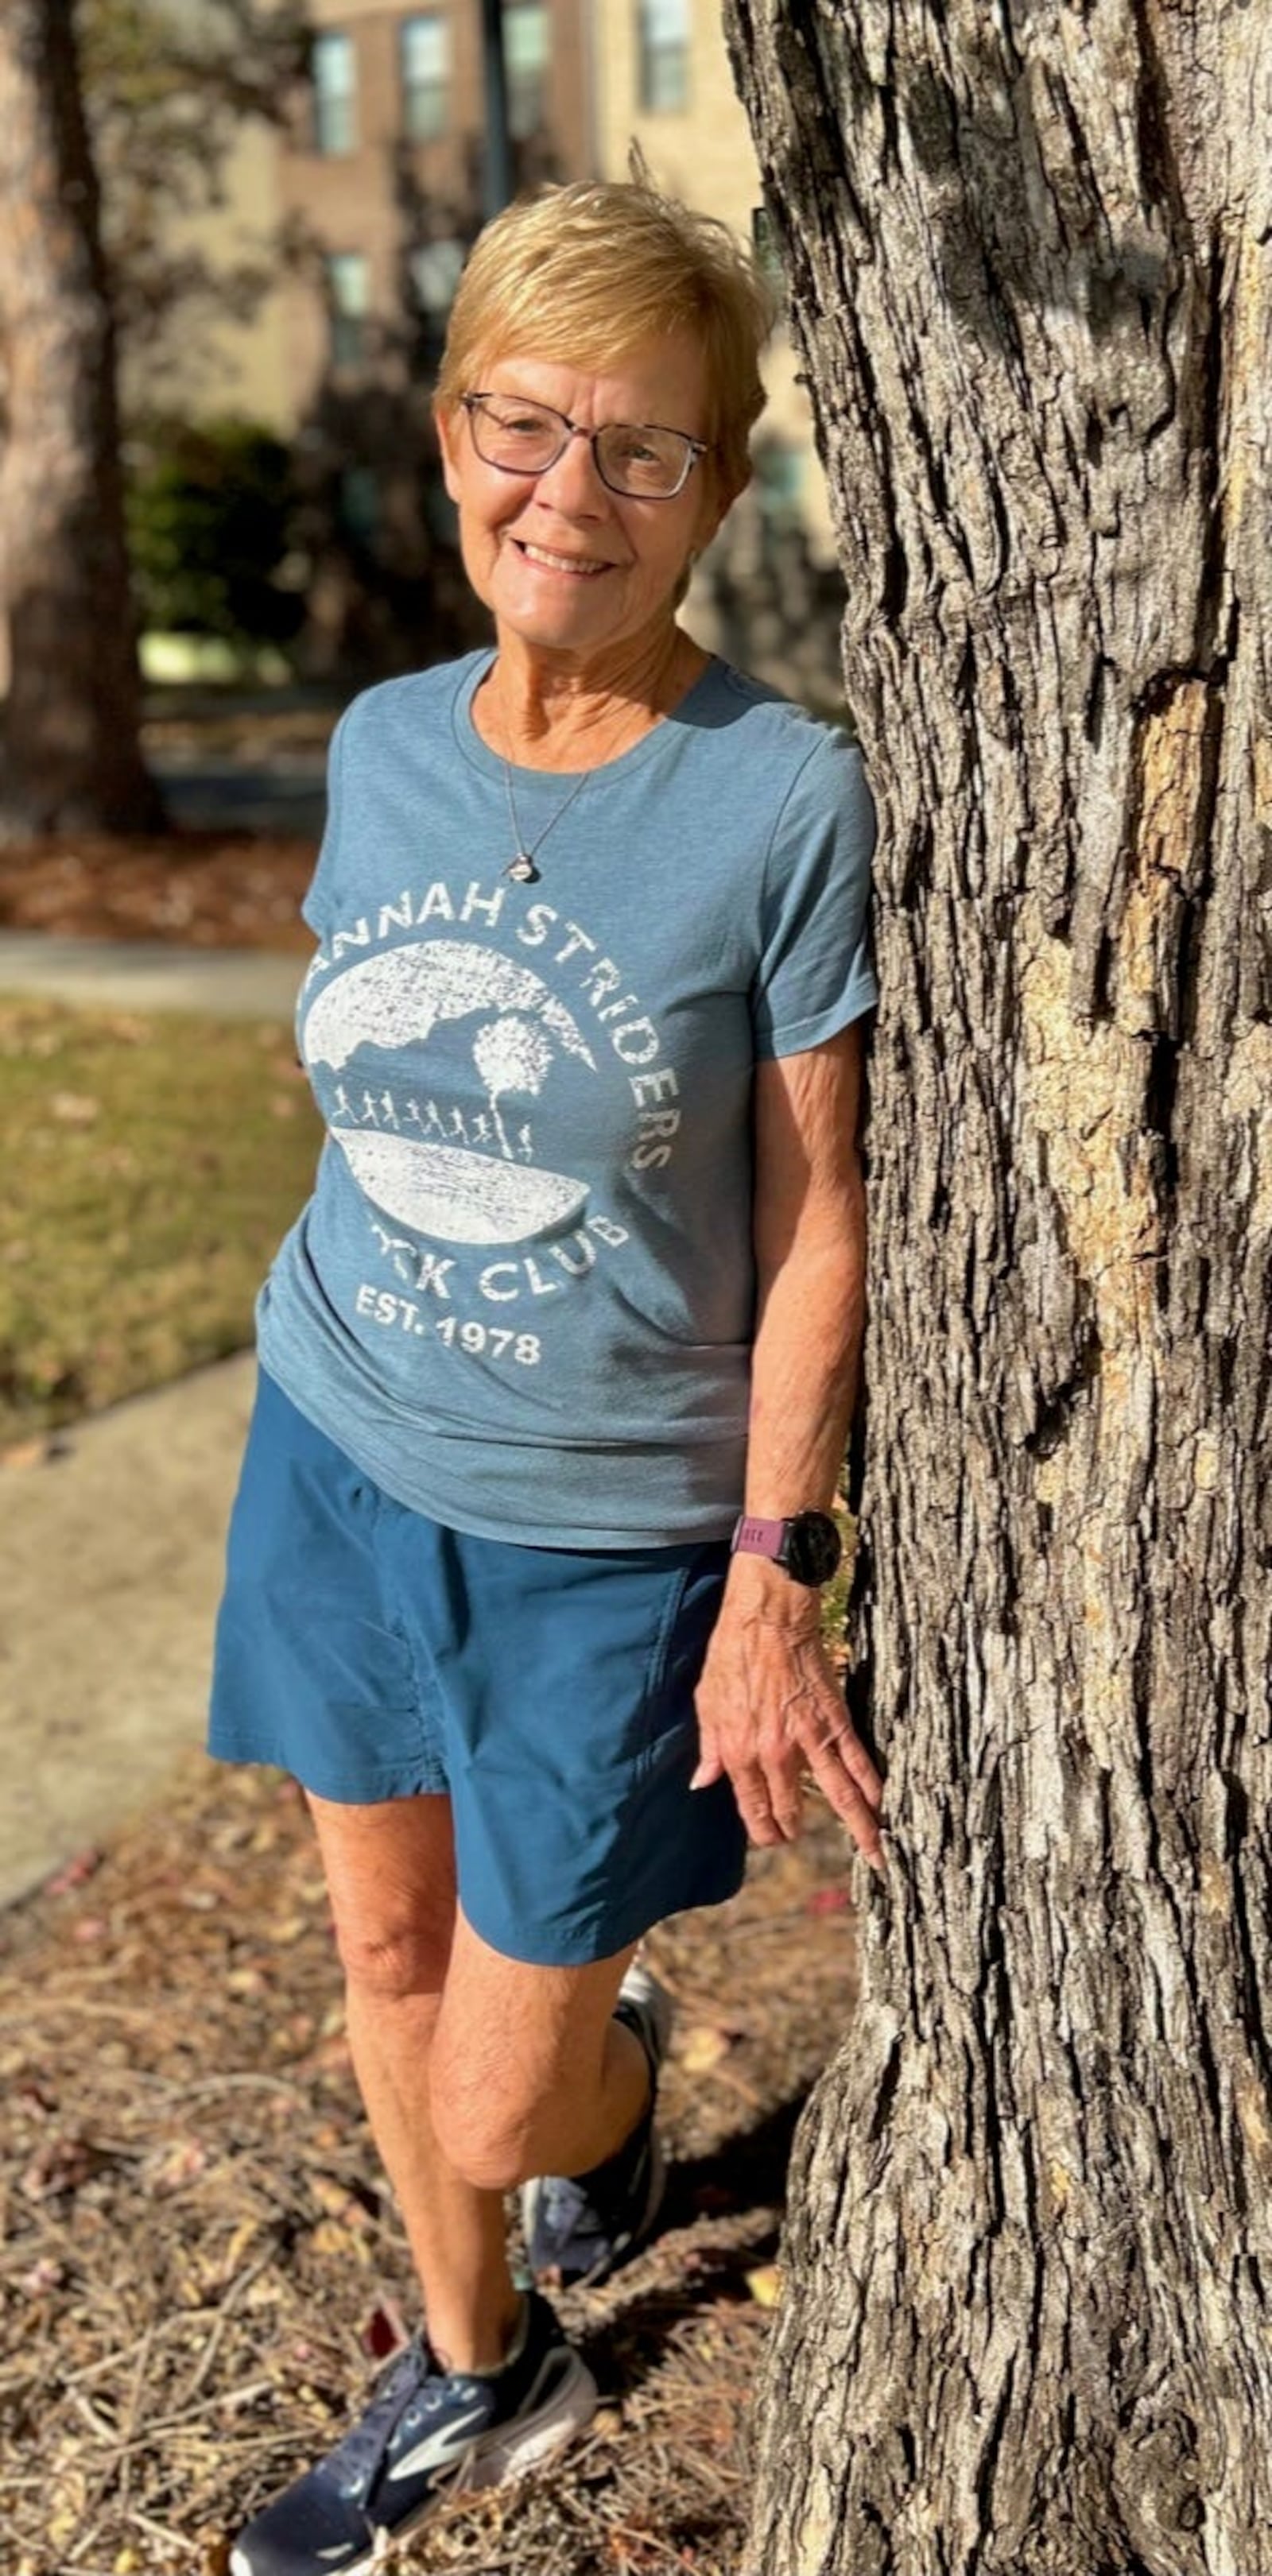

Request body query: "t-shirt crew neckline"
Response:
[450, 645, 721, 788]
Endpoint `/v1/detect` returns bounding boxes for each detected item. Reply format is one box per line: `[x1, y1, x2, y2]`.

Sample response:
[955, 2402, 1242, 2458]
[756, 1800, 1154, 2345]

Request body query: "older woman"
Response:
[211, 173, 882, 2576]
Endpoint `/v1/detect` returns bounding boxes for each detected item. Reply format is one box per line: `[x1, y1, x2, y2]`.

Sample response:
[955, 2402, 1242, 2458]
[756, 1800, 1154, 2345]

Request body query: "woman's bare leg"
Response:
[306, 1792, 515, 2371]
[305, 1793, 651, 2371]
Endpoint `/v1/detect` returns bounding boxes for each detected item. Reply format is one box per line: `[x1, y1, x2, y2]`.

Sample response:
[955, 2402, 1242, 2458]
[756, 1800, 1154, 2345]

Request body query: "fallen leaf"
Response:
[311, 2218, 370, 2260]
[746, 2264, 782, 2308]
[363, 2299, 409, 2359]
[311, 2173, 370, 2227]
[225, 1966, 269, 1997]
[44, 1847, 103, 1894]
[679, 2023, 732, 2073]
[804, 1885, 852, 1915]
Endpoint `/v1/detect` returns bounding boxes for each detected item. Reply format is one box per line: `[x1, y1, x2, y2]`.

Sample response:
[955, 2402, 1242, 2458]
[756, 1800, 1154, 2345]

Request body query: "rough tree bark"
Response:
[0, 0, 160, 835]
[727, 4, 1271, 2570]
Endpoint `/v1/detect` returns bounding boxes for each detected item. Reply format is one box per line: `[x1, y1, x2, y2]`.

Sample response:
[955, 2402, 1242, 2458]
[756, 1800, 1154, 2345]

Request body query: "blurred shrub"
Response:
[126, 418, 305, 649]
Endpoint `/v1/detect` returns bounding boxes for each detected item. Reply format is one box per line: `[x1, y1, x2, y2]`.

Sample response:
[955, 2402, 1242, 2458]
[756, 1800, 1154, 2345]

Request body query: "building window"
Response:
[313, 30, 357, 154]
[327, 253, 369, 369]
[402, 14, 450, 143]
[411, 236, 466, 327]
[504, 1, 549, 141]
[636, 0, 688, 113]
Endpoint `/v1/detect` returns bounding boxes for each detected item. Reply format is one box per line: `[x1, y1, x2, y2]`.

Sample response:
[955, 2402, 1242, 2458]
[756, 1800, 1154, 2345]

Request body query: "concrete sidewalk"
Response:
[0, 929, 301, 1019]
[0, 1355, 258, 1911]
[1, 933, 302, 1910]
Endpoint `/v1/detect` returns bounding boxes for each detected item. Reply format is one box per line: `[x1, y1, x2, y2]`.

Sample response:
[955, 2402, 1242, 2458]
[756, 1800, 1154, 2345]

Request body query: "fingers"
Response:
[803, 1720, 884, 1815]
[692, 1617, 886, 1867]
[752, 1710, 884, 1869]
[688, 1723, 724, 1792]
[799, 1729, 886, 1871]
[731, 1750, 804, 1848]
[694, 1727, 797, 1844]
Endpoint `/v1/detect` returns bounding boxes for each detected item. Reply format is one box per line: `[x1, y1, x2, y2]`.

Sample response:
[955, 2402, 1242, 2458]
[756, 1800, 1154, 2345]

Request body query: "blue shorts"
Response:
[207, 1370, 746, 1966]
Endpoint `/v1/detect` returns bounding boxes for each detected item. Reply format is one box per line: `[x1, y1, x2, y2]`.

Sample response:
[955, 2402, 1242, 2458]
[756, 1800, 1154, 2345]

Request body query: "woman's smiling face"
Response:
[437, 334, 727, 671]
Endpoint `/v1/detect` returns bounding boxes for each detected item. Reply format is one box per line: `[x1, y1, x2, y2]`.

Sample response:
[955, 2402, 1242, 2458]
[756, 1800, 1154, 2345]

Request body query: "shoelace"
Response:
[320, 2340, 434, 2499]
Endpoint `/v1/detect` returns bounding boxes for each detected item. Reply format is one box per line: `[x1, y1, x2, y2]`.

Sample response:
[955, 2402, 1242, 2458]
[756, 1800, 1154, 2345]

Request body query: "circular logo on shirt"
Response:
[303, 936, 599, 1245]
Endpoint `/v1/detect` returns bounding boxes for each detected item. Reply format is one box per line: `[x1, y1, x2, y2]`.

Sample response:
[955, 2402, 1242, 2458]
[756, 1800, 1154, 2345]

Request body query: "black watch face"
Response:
[785, 1513, 842, 1586]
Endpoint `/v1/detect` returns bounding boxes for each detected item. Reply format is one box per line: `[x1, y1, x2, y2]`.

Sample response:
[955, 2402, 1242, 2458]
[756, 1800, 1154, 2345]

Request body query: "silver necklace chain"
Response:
[499, 757, 590, 885]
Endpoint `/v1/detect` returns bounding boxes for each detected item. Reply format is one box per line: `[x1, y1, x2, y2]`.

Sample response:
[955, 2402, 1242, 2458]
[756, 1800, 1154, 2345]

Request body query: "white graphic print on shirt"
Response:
[299, 880, 682, 1335]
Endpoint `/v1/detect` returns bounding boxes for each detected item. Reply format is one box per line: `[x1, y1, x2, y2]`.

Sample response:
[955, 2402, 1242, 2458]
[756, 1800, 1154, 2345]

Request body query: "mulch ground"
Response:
[0, 703, 324, 955]
[1, 1762, 858, 2576]
[1, 804, 862, 2575]
[0, 830, 315, 955]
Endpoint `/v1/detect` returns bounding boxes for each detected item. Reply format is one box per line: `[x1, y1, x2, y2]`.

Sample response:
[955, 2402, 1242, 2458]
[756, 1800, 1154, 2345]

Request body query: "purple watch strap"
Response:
[731, 1513, 786, 1559]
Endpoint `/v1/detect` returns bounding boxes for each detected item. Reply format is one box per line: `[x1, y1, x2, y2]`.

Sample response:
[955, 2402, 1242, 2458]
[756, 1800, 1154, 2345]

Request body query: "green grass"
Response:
[0, 997, 321, 1444]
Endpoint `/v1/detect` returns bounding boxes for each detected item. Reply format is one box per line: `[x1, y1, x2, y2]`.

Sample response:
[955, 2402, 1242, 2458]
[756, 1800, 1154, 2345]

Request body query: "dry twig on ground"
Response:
[1, 1759, 859, 2576]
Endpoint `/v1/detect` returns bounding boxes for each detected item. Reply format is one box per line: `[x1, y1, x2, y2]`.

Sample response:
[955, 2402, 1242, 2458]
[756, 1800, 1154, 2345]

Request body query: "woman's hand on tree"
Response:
[691, 1584, 885, 1869]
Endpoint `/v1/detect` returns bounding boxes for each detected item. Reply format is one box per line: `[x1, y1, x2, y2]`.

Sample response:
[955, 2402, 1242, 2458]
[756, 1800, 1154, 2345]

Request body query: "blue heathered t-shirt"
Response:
[258, 648, 877, 1545]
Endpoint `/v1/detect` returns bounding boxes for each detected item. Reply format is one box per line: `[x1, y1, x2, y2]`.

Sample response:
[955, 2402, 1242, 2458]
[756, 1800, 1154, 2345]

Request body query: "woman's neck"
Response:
[474, 623, 708, 772]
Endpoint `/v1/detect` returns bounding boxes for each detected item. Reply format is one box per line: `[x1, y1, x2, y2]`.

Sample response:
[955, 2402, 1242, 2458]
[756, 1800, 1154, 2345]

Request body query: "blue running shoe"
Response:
[229, 2291, 595, 2576]
[521, 1961, 673, 2288]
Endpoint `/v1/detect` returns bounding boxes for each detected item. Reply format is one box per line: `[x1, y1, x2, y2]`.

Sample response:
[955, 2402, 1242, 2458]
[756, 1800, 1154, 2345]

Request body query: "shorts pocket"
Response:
[634, 1543, 729, 1778]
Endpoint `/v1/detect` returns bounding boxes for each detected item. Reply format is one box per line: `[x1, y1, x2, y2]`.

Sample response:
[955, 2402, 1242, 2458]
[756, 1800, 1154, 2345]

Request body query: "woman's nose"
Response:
[532, 426, 610, 513]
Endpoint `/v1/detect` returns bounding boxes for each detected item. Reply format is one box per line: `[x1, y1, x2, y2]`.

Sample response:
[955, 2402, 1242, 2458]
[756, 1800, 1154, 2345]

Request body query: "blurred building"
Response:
[115, 117, 293, 430]
[592, 0, 832, 560]
[591, 0, 846, 711]
[277, 1, 593, 423]
[99, 2, 844, 695]
[267, 0, 595, 670]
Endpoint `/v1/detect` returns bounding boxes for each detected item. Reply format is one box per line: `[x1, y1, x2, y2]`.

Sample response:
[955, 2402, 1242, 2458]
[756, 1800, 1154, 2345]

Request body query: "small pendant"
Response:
[506, 852, 540, 885]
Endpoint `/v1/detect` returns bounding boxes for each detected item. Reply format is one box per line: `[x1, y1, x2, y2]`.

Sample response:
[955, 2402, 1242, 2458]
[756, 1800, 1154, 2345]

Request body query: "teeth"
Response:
[519, 543, 607, 576]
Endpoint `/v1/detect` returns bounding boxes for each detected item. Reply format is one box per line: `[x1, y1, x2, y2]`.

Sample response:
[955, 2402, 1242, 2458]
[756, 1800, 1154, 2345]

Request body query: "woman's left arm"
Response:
[691, 1021, 885, 1868]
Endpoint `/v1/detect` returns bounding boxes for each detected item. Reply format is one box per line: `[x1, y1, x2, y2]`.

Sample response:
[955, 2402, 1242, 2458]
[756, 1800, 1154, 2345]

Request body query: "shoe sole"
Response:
[238, 2349, 599, 2576]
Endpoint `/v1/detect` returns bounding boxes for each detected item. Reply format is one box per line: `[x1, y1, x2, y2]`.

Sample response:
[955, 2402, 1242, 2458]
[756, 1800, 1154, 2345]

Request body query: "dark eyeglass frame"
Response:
[460, 392, 713, 500]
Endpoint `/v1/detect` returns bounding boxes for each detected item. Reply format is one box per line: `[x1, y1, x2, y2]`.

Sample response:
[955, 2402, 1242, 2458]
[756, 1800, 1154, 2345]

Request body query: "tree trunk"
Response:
[726, 4, 1271, 2569]
[0, 0, 161, 836]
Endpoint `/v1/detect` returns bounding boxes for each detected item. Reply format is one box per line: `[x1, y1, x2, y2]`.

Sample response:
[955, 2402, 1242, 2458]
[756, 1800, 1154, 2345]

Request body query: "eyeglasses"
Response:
[460, 392, 712, 500]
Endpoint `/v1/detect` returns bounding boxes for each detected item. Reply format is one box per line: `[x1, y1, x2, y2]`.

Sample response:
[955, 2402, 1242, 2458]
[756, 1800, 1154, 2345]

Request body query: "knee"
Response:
[333, 1909, 451, 2010]
[436, 2118, 531, 2194]
[429, 2048, 548, 2191]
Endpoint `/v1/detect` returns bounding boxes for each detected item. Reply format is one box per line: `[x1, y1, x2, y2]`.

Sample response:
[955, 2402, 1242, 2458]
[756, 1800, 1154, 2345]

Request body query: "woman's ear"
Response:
[435, 402, 463, 506]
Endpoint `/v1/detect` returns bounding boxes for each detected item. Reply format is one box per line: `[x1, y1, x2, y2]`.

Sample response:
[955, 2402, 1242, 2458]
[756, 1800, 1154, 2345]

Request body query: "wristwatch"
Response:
[730, 1510, 843, 1587]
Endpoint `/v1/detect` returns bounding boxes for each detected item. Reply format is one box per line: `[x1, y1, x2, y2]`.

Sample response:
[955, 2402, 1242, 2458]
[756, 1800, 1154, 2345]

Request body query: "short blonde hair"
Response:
[436, 176, 776, 497]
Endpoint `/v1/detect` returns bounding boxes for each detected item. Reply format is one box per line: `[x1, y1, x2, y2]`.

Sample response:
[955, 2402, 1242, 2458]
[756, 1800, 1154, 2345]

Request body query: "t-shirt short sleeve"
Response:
[750, 728, 878, 1059]
[301, 705, 354, 935]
